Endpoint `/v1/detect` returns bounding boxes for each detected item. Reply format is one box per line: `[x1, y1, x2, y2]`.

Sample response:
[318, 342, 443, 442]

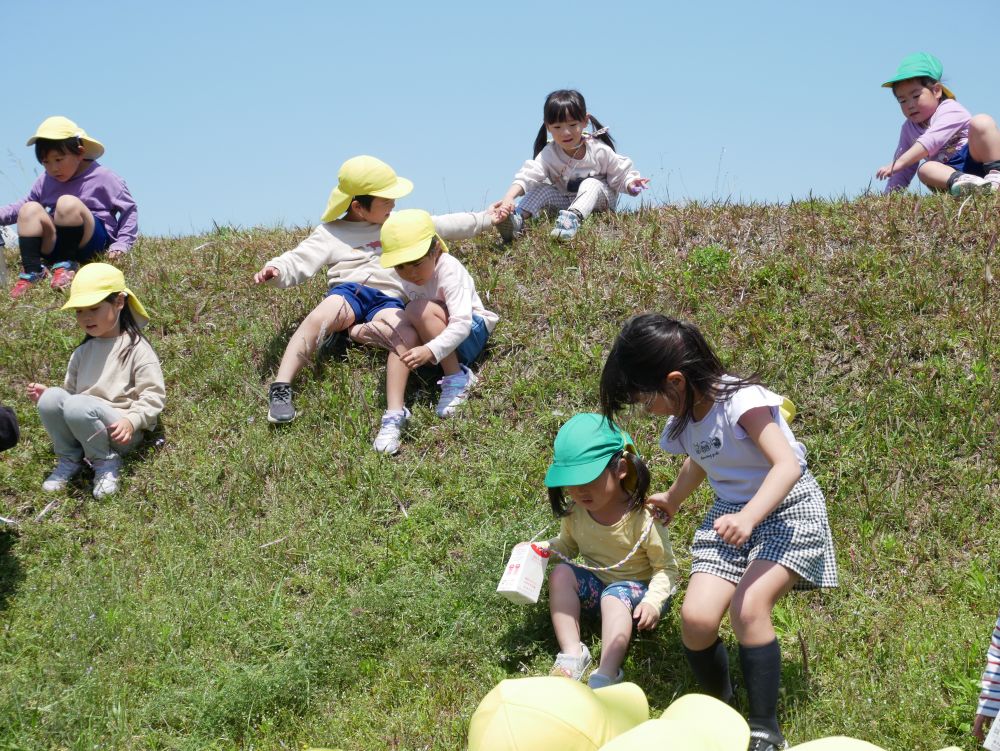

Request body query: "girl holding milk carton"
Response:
[514, 413, 679, 688]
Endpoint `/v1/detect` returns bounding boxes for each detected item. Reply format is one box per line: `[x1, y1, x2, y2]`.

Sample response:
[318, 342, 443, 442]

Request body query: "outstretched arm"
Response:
[646, 456, 706, 522]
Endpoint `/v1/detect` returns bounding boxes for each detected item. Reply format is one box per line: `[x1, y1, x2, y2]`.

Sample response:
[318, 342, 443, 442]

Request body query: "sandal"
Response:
[549, 643, 592, 681]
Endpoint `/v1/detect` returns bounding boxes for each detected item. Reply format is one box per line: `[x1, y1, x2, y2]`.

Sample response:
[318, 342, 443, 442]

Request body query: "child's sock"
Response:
[739, 639, 782, 737]
[983, 160, 1000, 174]
[18, 236, 45, 274]
[683, 638, 733, 703]
[52, 224, 85, 264]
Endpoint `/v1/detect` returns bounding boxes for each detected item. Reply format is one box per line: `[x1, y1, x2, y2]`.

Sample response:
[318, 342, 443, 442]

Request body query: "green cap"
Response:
[882, 52, 954, 99]
[544, 413, 637, 488]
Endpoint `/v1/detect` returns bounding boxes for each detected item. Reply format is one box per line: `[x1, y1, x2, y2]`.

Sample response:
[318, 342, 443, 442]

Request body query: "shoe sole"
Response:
[267, 410, 296, 424]
[497, 216, 521, 243]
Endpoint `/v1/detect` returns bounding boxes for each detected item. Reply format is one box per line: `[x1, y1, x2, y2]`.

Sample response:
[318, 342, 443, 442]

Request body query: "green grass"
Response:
[0, 193, 997, 750]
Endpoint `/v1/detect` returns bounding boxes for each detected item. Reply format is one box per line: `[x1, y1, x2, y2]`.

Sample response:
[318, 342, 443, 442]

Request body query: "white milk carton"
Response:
[985, 714, 1000, 751]
[497, 542, 551, 604]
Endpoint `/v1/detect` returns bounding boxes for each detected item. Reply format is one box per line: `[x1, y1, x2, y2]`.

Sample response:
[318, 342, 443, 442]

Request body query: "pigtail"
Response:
[622, 451, 650, 511]
[587, 115, 616, 152]
[533, 124, 550, 158]
[548, 487, 571, 517]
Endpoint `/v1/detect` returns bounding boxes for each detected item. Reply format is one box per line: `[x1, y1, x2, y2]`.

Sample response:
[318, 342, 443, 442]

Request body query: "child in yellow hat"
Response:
[377, 209, 498, 450]
[876, 53, 1000, 195]
[26, 263, 164, 499]
[253, 156, 501, 450]
[1, 116, 139, 298]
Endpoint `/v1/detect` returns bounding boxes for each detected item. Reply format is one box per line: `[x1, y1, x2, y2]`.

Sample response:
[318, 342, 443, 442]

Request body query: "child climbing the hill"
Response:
[254, 156, 499, 449]
[377, 210, 498, 451]
[877, 52, 1000, 196]
[27, 263, 164, 499]
[973, 606, 1000, 744]
[0, 116, 139, 298]
[600, 314, 837, 751]
[530, 412, 679, 689]
[493, 90, 648, 243]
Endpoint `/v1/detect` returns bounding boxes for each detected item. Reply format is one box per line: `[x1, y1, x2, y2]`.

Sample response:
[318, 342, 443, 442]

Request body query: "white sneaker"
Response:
[436, 365, 478, 418]
[549, 209, 580, 241]
[950, 173, 990, 196]
[983, 170, 1000, 192]
[92, 456, 122, 499]
[42, 458, 83, 492]
[550, 643, 592, 681]
[373, 407, 411, 454]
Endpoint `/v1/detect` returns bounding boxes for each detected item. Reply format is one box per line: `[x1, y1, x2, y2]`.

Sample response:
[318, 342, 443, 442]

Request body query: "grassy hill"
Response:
[0, 195, 997, 750]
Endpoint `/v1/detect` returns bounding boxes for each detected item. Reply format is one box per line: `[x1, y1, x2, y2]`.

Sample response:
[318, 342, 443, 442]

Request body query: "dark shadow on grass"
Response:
[0, 530, 23, 611]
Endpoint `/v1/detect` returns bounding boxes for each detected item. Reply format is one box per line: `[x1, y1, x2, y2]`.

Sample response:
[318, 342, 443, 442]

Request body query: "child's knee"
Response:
[36, 387, 67, 413]
[681, 600, 721, 636]
[728, 593, 770, 634]
[970, 113, 998, 135]
[549, 563, 578, 591]
[53, 194, 86, 218]
[406, 299, 445, 323]
[17, 201, 47, 222]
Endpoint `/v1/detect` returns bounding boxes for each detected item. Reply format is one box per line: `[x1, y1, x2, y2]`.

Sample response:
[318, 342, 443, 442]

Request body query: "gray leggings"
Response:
[37, 387, 142, 461]
[517, 177, 617, 219]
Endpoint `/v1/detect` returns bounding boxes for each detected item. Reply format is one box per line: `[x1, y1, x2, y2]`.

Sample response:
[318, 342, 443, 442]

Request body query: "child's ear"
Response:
[930, 82, 943, 100]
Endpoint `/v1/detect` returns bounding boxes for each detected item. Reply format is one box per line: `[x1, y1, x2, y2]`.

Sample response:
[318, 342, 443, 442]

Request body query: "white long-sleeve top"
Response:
[264, 211, 495, 297]
[396, 253, 499, 364]
[512, 139, 640, 196]
[978, 609, 1000, 718]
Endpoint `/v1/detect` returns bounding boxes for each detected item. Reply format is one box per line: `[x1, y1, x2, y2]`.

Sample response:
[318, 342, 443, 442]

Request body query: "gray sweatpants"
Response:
[518, 177, 616, 219]
[37, 387, 142, 461]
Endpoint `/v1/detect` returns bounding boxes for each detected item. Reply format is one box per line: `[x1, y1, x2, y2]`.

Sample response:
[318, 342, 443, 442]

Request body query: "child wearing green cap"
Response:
[253, 156, 500, 444]
[26, 263, 164, 499]
[877, 52, 1000, 195]
[527, 413, 679, 689]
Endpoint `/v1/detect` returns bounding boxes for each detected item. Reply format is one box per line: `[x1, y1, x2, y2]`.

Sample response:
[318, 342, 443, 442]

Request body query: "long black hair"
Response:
[80, 292, 148, 364]
[600, 314, 760, 440]
[533, 89, 616, 158]
[548, 449, 650, 517]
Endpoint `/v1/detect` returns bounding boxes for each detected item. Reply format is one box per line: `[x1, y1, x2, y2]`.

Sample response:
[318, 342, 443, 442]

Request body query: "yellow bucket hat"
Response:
[379, 209, 449, 268]
[27, 116, 105, 160]
[467, 676, 649, 751]
[61, 263, 150, 328]
[600, 694, 750, 751]
[319, 155, 413, 222]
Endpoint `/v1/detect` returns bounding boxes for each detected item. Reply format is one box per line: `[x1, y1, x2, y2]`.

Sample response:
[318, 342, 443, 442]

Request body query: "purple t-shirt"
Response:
[885, 99, 972, 193]
[0, 162, 138, 253]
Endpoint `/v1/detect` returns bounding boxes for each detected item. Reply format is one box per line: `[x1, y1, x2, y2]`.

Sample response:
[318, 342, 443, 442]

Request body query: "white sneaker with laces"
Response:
[983, 170, 1000, 192]
[373, 407, 411, 454]
[42, 458, 84, 492]
[950, 173, 990, 196]
[436, 365, 478, 418]
[550, 209, 581, 240]
[92, 455, 122, 499]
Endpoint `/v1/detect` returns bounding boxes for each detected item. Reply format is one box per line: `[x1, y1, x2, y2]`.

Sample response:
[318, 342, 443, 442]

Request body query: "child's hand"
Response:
[973, 713, 992, 742]
[254, 266, 280, 284]
[875, 164, 895, 180]
[485, 203, 509, 224]
[491, 199, 516, 218]
[108, 418, 134, 445]
[634, 602, 660, 631]
[400, 345, 434, 370]
[627, 177, 650, 196]
[646, 492, 679, 524]
[713, 511, 755, 547]
[106, 249, 125, 260]
[26, 383, 47, 403]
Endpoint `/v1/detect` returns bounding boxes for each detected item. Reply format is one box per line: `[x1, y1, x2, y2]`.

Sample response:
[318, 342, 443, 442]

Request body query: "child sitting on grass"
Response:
[0, 116, 139, 298]
[877, 52, 1000, 196]
[973, 606, 1000, 744]
[27, 263, 164, 499]
[0, 404, 18, 452]
[531, 413, 679, 689]
[376, 210, 498, 452]
[254, 156, 499, 450]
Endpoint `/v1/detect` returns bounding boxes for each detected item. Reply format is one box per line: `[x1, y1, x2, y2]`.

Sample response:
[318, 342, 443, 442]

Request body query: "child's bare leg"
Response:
[358, 308, 417, 413]
[917, 161, 955, 191]
[52, 194, 96, 246]
[405, 300, 460, 375]
[969, 114, 1000, 163]
[681, 572, 737, 701]
[593, 596, 632, 678]
[549, 563, 584, 655]
[16, 202, 56, 251]
[274, 295, 355, 383]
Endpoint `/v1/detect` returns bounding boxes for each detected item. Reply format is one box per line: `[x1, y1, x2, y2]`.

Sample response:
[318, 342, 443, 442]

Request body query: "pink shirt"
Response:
[886, 99, 972, 193]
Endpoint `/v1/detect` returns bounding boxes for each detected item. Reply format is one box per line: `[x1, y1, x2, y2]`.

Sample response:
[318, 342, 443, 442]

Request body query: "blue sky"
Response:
[2, 1, 998, 237]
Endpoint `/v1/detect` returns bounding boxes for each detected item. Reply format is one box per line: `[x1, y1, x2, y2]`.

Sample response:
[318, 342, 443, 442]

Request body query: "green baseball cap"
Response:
[882, 52, 955, 99]
[544, 413, 637, 488]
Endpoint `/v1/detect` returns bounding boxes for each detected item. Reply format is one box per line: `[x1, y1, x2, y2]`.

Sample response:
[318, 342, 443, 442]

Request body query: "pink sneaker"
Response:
[10, 269, 48, 299]
[49, 261, 79, 291]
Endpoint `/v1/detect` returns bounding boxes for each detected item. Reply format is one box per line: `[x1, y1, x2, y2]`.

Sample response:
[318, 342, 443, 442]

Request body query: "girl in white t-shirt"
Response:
[600, 313, 837, 751]
[493, 89, 648, 243]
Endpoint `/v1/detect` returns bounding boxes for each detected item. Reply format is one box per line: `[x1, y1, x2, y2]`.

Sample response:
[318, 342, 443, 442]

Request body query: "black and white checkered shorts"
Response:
[690, 470, 838, 590]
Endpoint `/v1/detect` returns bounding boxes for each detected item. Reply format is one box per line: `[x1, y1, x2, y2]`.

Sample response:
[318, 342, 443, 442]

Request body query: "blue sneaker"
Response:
[497, 211, 525, 243]
[550, 210, 580, 241]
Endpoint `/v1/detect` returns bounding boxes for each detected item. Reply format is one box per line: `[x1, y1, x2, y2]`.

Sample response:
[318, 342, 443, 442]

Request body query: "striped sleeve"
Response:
[978, 609, 1000, 717]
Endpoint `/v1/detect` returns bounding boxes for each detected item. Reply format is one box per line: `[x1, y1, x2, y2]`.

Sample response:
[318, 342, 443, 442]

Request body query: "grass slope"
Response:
[0, 194, 997, 750]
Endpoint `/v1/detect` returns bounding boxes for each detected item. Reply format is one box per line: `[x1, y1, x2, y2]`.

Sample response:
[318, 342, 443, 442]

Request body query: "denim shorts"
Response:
[571, 565, 659, 618]
[325, 282, 404, 323]
[455, 315, 490, 365]
[943, 143, 986, 177]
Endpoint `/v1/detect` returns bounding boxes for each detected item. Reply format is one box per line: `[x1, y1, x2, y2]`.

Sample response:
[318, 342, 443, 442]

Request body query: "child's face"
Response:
[633, 372, 687, 418]
[564, 460, 628, 516]
[356, 197, 396, 224]
[393, 248, 437, 286]
[546, 116, 589, 155]
[75, 296, 125, 338]
[41, 148, 87, 183]
[893, 79, 942, 125]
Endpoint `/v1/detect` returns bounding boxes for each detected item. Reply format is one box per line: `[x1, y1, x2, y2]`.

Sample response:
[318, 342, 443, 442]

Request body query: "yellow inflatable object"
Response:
[601, 694, 750, 750]
[467, 676, 648, 751]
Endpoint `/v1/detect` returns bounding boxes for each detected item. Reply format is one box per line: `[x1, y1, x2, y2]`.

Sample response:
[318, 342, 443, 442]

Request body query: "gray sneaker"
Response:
[92, 455, 122, 499]
[42, 458, 84, 492]
[267, 382, 296, 424]
[950, 173, 990, 196]
[497, 212, 525, 243]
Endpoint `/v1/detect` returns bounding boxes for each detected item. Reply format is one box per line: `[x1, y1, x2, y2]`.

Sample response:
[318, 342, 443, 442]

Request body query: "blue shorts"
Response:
[943, 143, 986, 177]
[325, 282, 404, 324]
[49, 216, 110, 263]
[570, 565, 664, 619]
[455, 315, 490, 365]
